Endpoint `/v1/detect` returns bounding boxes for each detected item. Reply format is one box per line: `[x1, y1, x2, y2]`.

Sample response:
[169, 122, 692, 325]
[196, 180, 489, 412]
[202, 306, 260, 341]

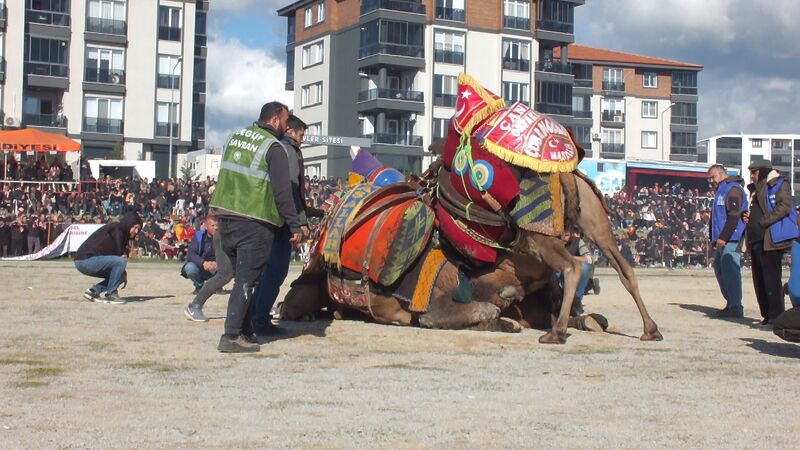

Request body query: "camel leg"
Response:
[529, 234, 581, 344]
[575, 176, 662, 341]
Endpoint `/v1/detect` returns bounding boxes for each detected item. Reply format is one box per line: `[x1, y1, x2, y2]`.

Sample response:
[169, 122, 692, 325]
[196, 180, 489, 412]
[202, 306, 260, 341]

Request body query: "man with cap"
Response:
[707, 164, 748, 318]
[742, 159, 798, 326]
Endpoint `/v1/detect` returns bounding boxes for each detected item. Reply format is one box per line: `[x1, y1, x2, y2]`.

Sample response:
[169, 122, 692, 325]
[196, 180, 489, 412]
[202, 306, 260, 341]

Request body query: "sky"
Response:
[205, 0, 800, 149]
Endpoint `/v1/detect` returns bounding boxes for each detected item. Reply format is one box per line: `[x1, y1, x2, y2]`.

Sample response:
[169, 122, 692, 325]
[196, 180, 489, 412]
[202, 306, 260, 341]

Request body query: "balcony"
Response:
[435, 6, 465, 22]
[574, 79, 592, 88]
[535, 20, 574, 34]
[601, 143, 625, 158]
[504, 16, 530, 31]
[0, 4, 6, 29]
[192, 127, 205, 141]
[85, 68, 125, 84]
[83, 118, 124, 134]
[0, 59, 5, 84]
[433, 93, 457, 107]
[156, 122, 180, 138]
[358, 88, 423, 103]
[25, 9, 70, 26]
[601, 111, 625, 127]
[503, 58, 530, 72]
[573, 110, 592, 119]
[25, 62, 68, 78]
[434, 50, 464, 65]
[157, 75, 181, 89]
[196, 35, 207, 46]
[672, 85, 698, 95]
[672, 116, 698, 125]
[86, 17, 126, 35]
[22, 114, 68, 129]
[536, 60, 571, 74]
[534, 103, 572, 116]
[360, 0, 426, 15]
[602, 81, 625, 93]
[359, 43, 424, 60]
[194, 82, 207, 92]
[357, 88, 424, 113]
[364, 133, 423, 146]
[159, 26, 181, 41]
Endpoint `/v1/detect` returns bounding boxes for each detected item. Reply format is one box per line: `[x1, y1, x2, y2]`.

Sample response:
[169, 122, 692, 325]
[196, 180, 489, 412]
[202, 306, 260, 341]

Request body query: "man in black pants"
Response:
[209, 102, 303, 353]
[743, 160, 795, 326]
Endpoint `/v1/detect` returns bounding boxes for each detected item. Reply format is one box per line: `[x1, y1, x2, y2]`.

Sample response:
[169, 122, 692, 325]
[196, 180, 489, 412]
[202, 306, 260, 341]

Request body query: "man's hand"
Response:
[203, 261, 217, 271]
[120, 271, 128, 289]
[290, 232, 302, 245]
[741, 211, 750, 224]
[715, 239, 726, 250]
[300, 225, 310, 240]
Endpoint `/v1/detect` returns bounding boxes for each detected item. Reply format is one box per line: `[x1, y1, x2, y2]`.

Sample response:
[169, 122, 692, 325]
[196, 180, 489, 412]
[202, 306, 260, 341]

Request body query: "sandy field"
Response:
[0, 260, 798, 449]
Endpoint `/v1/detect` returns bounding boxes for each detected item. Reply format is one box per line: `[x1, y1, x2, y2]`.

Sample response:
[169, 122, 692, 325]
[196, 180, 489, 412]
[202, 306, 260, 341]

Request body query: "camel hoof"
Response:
[586, 313, 609, 332]
[539, 331, 567, 344]
[640, 330, 663, 341]
[497, 317, 522, 333]
[583, 316, 603, 333]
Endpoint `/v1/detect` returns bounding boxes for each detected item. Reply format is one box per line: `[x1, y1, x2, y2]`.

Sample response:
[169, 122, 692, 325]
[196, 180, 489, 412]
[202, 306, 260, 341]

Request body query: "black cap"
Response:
[747, 159, 772, 171]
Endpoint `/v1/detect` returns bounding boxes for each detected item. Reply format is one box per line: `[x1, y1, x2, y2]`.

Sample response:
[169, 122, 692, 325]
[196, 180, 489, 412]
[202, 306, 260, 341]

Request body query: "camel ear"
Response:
[428, 139, 445, 156]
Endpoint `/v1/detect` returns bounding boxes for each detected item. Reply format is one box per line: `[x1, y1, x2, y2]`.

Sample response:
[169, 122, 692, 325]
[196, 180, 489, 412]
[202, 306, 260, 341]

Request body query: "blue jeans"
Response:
[556, 261, 591, 316]
[74, 256, 127, 294]
[251, 225, 292, 329]
[182, 261, 216, 289]
[713, 242, 743, 313]
[788, 241, 800, 308]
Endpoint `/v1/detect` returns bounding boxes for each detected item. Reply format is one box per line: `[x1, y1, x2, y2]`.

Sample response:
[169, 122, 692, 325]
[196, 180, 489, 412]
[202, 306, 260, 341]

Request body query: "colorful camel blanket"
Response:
[510, 172, 564, 236]
[387, 246, 448, 313]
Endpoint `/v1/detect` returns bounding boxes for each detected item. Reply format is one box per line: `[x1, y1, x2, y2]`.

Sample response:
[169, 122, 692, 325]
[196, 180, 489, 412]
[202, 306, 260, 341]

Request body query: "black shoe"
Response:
[254, 322, 289, 338]
[592, 278, 600, 295]
[241, 332, 258, 344]
[83, 288, 100, 302]
[217, 335, 259, 353]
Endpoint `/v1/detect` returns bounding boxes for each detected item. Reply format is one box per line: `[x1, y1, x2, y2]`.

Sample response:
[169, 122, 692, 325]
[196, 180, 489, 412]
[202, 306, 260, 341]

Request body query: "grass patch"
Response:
[24, 367, 64, 378]
[86, 341, 118, 352]
[13, 381, 50, 388]
[124, 361, 182, 373]
[369, 363, 447, 371]
[0, 358, 43, 366]
[247, 353, 281, 359]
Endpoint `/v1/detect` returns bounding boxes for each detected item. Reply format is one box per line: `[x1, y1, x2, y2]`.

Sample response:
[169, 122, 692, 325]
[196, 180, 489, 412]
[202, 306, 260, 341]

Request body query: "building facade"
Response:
[698, 134, 800, 194]
[1, 0, 207, 178]
[278, 0, 585, 178]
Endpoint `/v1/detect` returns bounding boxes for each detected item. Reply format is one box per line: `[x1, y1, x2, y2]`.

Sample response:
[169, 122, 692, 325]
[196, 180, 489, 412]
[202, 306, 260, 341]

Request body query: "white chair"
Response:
[172, 198, 186, 216]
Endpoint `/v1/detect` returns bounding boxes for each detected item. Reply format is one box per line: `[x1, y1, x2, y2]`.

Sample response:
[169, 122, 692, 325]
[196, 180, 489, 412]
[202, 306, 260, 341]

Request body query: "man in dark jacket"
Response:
[250, 114, 325, 338]
[74, 212, 142, 304]
[743, 160, 797, 326]
[181, 215, 218, 293]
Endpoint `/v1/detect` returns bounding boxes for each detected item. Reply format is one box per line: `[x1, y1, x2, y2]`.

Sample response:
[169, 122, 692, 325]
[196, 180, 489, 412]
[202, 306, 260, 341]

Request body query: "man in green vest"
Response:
[210, 101, 303, 353]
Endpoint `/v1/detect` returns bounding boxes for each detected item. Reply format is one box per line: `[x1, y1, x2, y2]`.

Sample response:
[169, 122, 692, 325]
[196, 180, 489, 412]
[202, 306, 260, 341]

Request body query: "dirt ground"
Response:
[0, 260, 798, 449]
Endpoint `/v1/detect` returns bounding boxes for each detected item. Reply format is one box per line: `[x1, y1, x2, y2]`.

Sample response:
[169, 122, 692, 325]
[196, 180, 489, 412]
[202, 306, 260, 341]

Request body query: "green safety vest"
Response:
[210, 124, 287, 226]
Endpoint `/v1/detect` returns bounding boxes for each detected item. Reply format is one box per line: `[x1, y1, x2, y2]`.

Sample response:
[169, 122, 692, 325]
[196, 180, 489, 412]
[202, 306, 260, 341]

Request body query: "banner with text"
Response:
[2, 224, 104, 261]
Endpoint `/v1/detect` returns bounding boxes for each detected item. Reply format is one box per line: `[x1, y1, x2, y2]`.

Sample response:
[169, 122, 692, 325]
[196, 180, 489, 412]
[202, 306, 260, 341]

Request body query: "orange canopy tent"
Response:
[0, 128, 81, 153]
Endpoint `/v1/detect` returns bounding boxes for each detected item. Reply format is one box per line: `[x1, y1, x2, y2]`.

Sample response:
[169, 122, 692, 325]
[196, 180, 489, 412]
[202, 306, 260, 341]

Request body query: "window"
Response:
[25, 0, 70, 26]
[670, 102, 697, 125]
[752, 139, 763, 148]
[572, 95, 591, 118]
[642, 101, 657, 118]
[537, 0, 575, 32]
[643, 72, 658, 88]
[434, 30, 465, 64]
[302, 41, 324, 68]
[773, 140, 785, 150]
[603, 68, 623, 83]
[601, 98, 624, 114]
[672, 71, 698, 95]
[304, 7, 312, 27]
[602, 129, 622, 144]
[302, 82, 323, 107]
[642, 131, 657, 149]
[432, 118, 449, 140]
[85, 46, 124, 83]
[359, 19, 425, 58]
[504, 0, 530, 30]
[535, 81, 572, 115]
[671, 132, 697, 155]
[433, 74, 457, 107]
[158, 6, 181, 41]
[87, 0, 127, 35]
[157, 54, 182, 89]
[155, 102, 179, 137]
[503, 81, 530, 105]
[317, 2, 325, 23]
[502, 39, 530, 71]
[84, 96, 124, 134]
[307, 122, 322, 136]
[436, 0, 465, 21]
[24, 36, 69, 77]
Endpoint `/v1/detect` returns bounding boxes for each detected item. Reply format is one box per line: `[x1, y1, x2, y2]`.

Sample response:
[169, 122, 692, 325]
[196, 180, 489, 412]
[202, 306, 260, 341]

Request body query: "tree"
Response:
[180, 163, 195, 181]
[110, 141, 124, 160]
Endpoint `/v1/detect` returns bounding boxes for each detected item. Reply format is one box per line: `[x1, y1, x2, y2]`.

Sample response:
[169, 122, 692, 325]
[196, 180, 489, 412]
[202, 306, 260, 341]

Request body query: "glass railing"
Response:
[672, 86, 698, 95]
[156, 122, 180, 137]
[25, 62, 68, 78]
[573, 110, 592, 119]
[157, 74, 181, 89]
[503, 58, 530, 72]
[433, 93, 457, 107]
[195, 35, 207, 46]
[503, 16, 530, 31]
[536, 61, 571, 74]
[671, 146, 697, 156]
[602, 81, 625, 92]
[602, 143, 625, 155]
[194, 82, 206, 92]
[86, 17, 126, 35]
[192, 127, 205, 140]
[435, 7, 465, 21]
[85, 68, 126, 84]
[83, 118, 124, 134]
[158, 26, 181, 41]
[22, 114, 68, 128]
[25, 9, 70, 26]
[534, 103, 571, 116]
[358, 88, 424, 102]
[434, 50, 465, 65]
[360, 0, 426, 15]
[671, 116, 698, 125]
[364, 133, 423, 146]
[535, 20, 574, 34]
[601, 111, 625, 123]
[574, 79, 592, 88]
[359, 43, 424, 59]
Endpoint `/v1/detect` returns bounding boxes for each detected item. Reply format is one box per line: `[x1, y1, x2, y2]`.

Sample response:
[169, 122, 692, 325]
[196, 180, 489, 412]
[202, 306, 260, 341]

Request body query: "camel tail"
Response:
[573, 170, 613, 217]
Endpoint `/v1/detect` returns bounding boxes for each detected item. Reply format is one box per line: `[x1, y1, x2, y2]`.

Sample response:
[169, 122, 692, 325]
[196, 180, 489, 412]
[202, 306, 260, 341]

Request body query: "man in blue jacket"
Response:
[181, 215, 218, 294]
[707, 164, 748, 318]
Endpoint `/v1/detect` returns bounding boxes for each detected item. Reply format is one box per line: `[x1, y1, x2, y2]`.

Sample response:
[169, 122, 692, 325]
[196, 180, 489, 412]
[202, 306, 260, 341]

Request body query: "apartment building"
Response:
[1, 0, 208, 178]
[698, 134, 800, 193]
[278, 0, 584, 178]
[559, 45, 703, 163]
